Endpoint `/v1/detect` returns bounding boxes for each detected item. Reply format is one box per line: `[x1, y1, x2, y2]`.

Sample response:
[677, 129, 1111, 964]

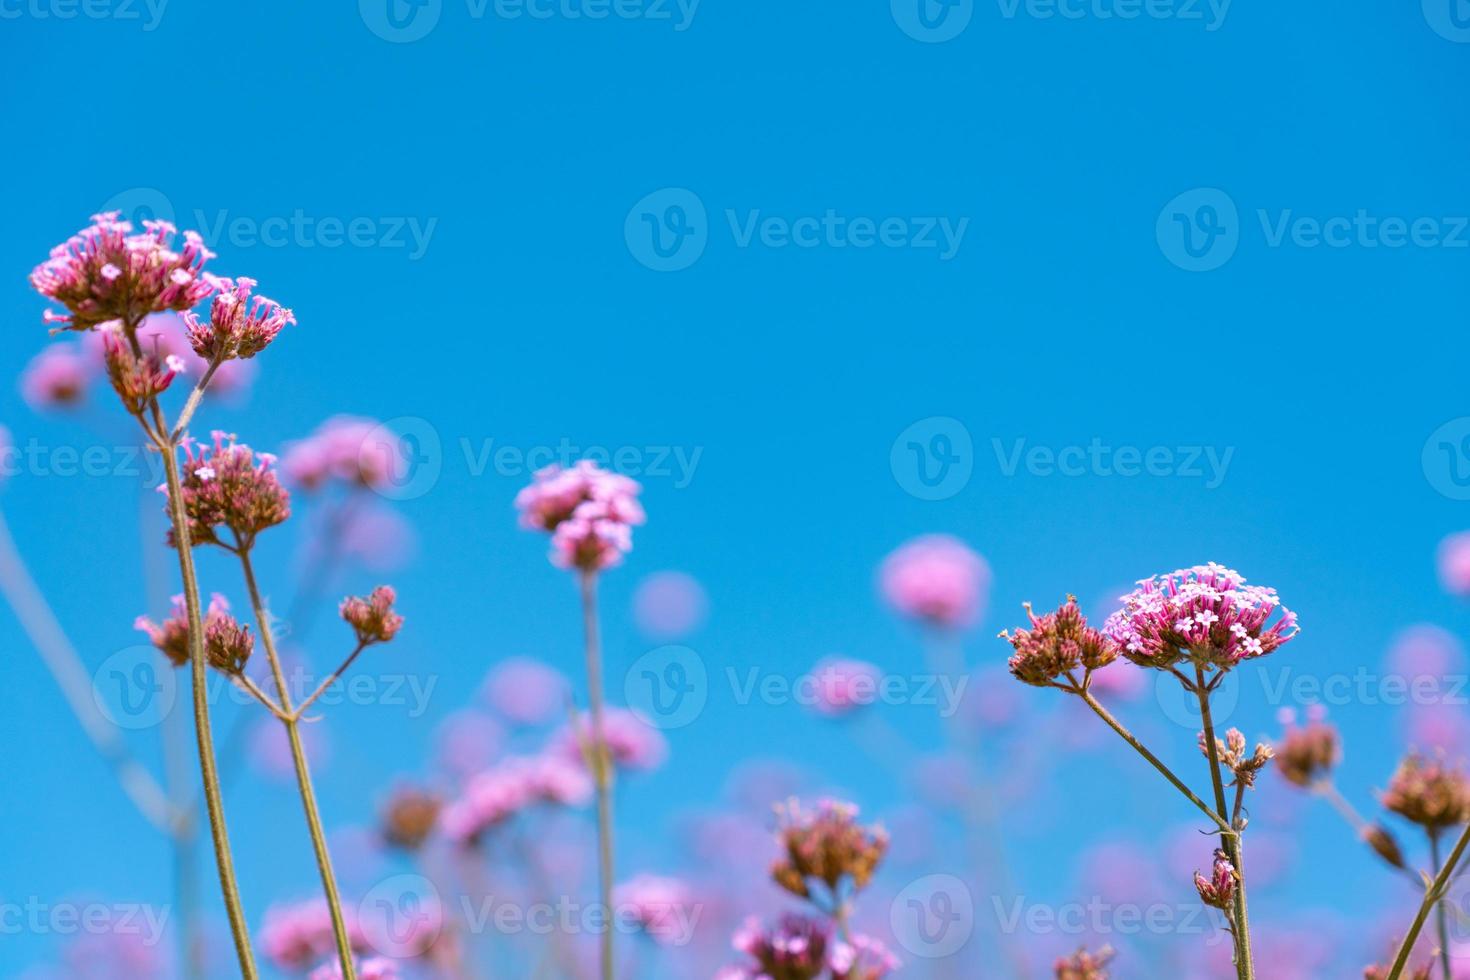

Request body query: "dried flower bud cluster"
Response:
[771, 798, 888, 900]
[1193, 849, 1238, 912]
[135, 593, 252, 675]
[1273, 717, 1341, 788]
[1103, 562, 1299, 671]
[1381, 752, 1470, 831]
[1199, 727, 1274, 788]
[30, 212, 214, 332]
[515, 461, 645, 572]
[340, 586, 404, 645]
[716, 914, 899, 980]
[1055, 945, 1114, 980]
[1000, 596, 1118, 688]
[101, 328, 183, 414]
[183, 275, 295, 362]
[380, 786, 442, 851]
[167, 432, 291, 549]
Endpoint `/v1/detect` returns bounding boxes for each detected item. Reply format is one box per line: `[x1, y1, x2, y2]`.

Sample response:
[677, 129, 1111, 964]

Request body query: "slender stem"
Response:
[1430, 830, 1453, 980]
[1313, 782, 1424, 887]
[1194, 667, 1252, 980]
[579, 571, 616, 980]
[235, 675, 289, 721]
[170, 358, 222, 442]
[1074, 688, 1236, 838]
[0, 508, 178, 832]
[293, 641, 368, 719]
[155, 419, 259, 979]
[1387, 822, 1470, 980]
[238, 549, 358, 980]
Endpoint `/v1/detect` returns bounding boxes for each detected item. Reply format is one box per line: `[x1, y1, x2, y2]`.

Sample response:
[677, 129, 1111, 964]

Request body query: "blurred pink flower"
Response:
[260, 898, 368, 971]
[482, 657, 569, 726]
[439, 753, 592, 846]
[516, 461, 645, 572]
[59, 929, 166, 980]
[555, 707, 668, 772]
[1085, 660, 1148, 700]
[20, 343, 91, 410]
[614, 874, 699, 945]
[633, 570, 709, 639]
[879, 534, 990, 629]
[283, 416, 403, 491]
[1438, 531, 1470, 597]
[806, 656, 881, 716]
[1384, 624, 1466, 680]
[432, 710, 504, 782]
[308, 957, 400, 980]
[1403, 703, 1470, 754]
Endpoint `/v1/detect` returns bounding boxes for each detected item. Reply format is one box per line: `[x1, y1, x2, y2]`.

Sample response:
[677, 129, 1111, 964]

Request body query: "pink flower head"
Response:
[440, 754, 592, 846]
[632, 570, 709, 638]
[308, 958, 400, 980]
[20, 343, 92, 410]
[482, 657, 569, 726]
[771, 798, 888, 899]
[100, 327, 181, 414]
[59, 929, 167, 980]
[30, 212, 215, 332]
[614, 874, 699, 945]
[806, 656, 881, 716]
[340, 585, 403, 645]
[556, 707, 668, 772]
[183, 274, 295, 361]
[283, 415, 402, 491]
[516, 461, 645, 572]
[169, 431, 291, 548]
[1103, 563, 1299, 671]
[1437, 531, 1470, 597]
[135, 592, 244, 671]
[1002, 596, 1120, 687]
[724, 914, 831, 980]
[829, 933, 902, 980]
[879, 534, 990, 629]
[1193, 848, 1238, 910]
[261, 898, 368, 971]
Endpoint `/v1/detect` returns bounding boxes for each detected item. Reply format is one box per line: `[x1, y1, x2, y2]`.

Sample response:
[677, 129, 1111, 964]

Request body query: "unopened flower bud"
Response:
[1361, 823, 1406, 871]
[341, 586, 403, 645]
[381, 786, 441, 851]
[1001, 596, 1119, 688]
[1193, 849, 1238, 911]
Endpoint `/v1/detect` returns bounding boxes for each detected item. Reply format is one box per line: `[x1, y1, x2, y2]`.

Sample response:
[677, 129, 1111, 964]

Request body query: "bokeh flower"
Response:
[379, 785, 442, 851]
[1436, 531, 1470, 597]
[1381, 751, 1470, 831]
[556, 707, 668, 772]
[805, 656, 881, 716]
[260, 898, 368, 971]
[879, 534, 989, 629]
[771, 798, 888, 900]
[614, 874, 699, 945]
[1273, 709, 1340, 788]
[20, 343, 91, 410]
[633, 570, 709, 638]
[282, 415, 404, 491]
[1055, 945, 1115, 980]
[516, 461, 645, 572]
[439, 754, 593, 846]
[482, 657, 569, 726]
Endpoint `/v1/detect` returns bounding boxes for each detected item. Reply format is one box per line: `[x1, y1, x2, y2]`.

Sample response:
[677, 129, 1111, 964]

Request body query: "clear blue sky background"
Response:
[2, 1, 1469, 976]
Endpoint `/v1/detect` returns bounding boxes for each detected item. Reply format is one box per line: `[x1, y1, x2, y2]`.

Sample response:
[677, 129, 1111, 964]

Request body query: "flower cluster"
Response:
[30, 212, 214, 332]
[613, 875, 698, 945]
[515, 461, 645, 572]
[806, 657, 882, 716]
[380, 785, 442, 851]
[135, 593, 253, 674]
[168, 431, 291, 549]
[554, 707, 669, 772]
[771, 798, 888, 901]
[20, 343, 91, 410]
[282, 415, 403, 491]
[439, 754, 593, 846]
[1200, 727, 1274, 789]
[340, 586, 404, 645]
[260, 898, 369, 972]
[101, 328, 185, 415]
[1055, 945, 1115, 980]
[1001, 596, 1119, 688]
[1193, 849, 1238, 912]
[183, 275, 295, 362]
[717, 915, 898, 980]
[1381, 752, 1470, 831]
[1273, 713, 1340, 787]
[1103, 562, 1299, 671]
[879, 534, 989, 629]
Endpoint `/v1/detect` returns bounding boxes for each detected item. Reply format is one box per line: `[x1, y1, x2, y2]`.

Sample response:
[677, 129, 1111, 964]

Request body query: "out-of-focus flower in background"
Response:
[481, 657, 569, 727]
[879, 534, 990, 630]
[632, 570, 709, 639]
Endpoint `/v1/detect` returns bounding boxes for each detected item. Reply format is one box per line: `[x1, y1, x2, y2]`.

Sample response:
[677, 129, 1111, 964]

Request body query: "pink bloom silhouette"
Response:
[879, 534, 990, 629]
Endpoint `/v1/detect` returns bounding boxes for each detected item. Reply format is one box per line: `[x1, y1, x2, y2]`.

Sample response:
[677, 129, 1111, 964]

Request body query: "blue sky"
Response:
[2, 0, 1469, 976]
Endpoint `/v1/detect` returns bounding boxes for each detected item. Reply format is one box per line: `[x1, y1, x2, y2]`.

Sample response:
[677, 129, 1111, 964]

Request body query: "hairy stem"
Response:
[239, 549, 357, 980]
[294, 641, 367, 719]
[1431, 830, 1453, 980]
[1387, 822, 1470, 980]
[156, 424, 259, 979]
[579, 571, 616, 980]
[1074, 688, 1236, 839]
[1194, 667, 1252, 980]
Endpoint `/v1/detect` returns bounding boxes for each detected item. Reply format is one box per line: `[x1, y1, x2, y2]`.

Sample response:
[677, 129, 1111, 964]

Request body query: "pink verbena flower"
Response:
[439, 754, 592, 846]
[183, 275, 294, 361]
[806, 656, 881, 716]
[1193, 849, 1237, 911]
[308, 957, 400, 980]
[168, 431, 291, 548]
[1103, 562, 1298, 671]
[613, 874, 699, 945]
[20, 343, 91, 410]
[723, 914, 832, 980]
[771, 798, 888, 899]
[482, 657, 569, 726]
[1001, 596, 1119, 688]
[515, 461, 645, 572]
[829, 934, 902, 980]
[30, 212, 215, 332]
[101, 327, 182, 414]
[135, 592, 248, 672]
[555, 707, 668, 772]
[879, 534, 990, 629]
[1381, 751, 1470, 831]
[260, 898, 369, 971]
[1437, 531, 1470, 597]
[340, 585, 403, 644]
[283, 415, 402, 491]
